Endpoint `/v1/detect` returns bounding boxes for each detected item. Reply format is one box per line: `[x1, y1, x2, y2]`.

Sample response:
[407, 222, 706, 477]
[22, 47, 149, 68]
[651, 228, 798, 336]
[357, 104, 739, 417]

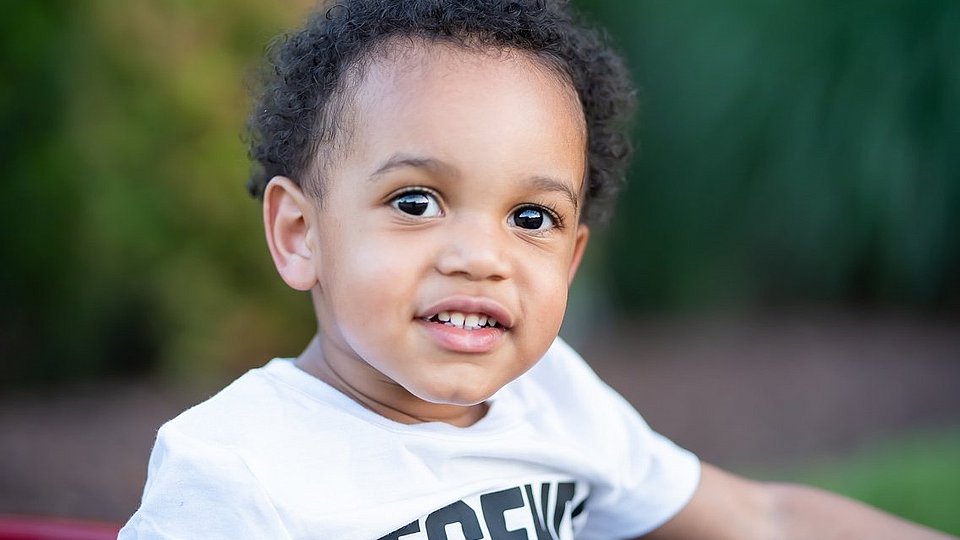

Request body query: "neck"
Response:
[294, 335, 488, 427]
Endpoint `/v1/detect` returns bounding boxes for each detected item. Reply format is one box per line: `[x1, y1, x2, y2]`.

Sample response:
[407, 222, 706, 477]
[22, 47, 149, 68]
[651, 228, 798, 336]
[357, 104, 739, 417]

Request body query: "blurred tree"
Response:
[577, 0, 960, 312]
[1, 3, 89, 383]
[1, 1, 316, 385]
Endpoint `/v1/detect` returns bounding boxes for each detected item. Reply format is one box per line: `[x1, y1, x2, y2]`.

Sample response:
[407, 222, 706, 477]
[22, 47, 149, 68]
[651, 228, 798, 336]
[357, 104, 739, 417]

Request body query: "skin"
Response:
[265, 44, 590, 427]
[262, 42, 957, 539]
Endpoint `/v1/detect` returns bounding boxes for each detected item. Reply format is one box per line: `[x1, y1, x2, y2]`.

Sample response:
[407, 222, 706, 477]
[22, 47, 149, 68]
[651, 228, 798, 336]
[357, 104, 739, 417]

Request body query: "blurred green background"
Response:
[1, 0, 958, 528]
[583, 0, 960, 312]
[3, 1, 956, 385]
[2, 1, 318, 385]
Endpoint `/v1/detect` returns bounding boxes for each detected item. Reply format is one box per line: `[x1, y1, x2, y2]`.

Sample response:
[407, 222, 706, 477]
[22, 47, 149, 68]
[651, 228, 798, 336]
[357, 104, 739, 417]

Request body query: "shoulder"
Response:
[514, 337, 626, 414]
[515, 338, 703, 538]
[503, 337, 651, 455]
[121, 365, 297, 538]
[163, 363, 281, 440]
[524, 336, 605, 386]
[162, 358, 352, 445]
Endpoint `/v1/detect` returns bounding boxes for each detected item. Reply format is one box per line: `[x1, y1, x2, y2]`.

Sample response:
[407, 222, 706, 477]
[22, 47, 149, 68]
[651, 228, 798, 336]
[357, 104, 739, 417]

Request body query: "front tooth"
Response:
[464, 314, 479, 329]
[477, 315, 488, 327]
[438, 311, 451, 322]
[449, 312, 465, 327]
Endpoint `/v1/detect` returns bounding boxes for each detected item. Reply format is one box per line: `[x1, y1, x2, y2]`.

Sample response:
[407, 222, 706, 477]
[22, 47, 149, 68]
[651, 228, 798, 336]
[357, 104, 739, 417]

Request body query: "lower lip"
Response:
[417, 320, 505, 353]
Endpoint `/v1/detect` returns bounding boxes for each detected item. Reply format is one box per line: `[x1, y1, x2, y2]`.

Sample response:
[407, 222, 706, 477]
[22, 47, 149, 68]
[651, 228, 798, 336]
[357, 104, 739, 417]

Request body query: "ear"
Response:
[263, 176, 318, 291]
[567, 224, 590, 285]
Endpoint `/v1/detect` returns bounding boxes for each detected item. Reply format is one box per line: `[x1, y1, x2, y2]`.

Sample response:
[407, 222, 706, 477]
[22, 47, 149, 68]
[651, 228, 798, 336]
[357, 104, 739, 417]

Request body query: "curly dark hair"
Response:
[246, 0, 635, 225]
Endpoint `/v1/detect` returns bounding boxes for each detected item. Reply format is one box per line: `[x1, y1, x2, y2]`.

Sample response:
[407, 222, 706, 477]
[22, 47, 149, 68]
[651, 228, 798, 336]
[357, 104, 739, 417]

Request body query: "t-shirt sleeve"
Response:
[119, 423, 291, 539]
[545, 339, 701, 540]
[584, 392, 701, 539]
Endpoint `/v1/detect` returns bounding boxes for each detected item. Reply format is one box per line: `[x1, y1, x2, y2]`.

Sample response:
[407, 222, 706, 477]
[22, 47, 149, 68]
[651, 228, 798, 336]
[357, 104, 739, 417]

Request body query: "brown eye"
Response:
[391, 191, 441, 217]
[509, 206, 555, 230]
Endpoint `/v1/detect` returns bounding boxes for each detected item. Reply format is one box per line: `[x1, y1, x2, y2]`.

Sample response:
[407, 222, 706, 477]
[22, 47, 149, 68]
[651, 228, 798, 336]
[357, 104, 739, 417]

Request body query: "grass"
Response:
[750, 429, 960, 535]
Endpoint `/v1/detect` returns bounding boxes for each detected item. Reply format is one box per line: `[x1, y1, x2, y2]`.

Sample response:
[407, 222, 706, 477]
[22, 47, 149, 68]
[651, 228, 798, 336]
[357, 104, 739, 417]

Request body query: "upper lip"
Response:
[418, 296, 515, 329]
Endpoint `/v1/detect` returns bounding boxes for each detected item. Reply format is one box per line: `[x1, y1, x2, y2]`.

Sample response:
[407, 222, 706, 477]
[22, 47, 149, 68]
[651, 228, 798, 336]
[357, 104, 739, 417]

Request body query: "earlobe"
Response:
[567, 224, 590, 285]
[263, 176, 318, 291]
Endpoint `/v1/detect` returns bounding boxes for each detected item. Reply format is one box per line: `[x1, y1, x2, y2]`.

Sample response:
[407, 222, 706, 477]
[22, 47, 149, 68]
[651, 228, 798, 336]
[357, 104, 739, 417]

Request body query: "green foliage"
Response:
[578, 1, 960, 311]
[2, 2, 316, 384]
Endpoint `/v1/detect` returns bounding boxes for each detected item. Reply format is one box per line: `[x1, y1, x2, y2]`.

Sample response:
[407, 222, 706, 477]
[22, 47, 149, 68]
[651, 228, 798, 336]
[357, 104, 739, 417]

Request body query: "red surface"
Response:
[0, 515, 119, 540]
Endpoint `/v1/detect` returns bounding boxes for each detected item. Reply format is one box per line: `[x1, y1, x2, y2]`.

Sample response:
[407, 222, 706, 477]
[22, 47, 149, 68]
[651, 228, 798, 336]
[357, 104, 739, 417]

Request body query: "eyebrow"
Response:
[369, 153, 459, 180]
[529, 175, 580, 212]
[369, 152, 580, 211]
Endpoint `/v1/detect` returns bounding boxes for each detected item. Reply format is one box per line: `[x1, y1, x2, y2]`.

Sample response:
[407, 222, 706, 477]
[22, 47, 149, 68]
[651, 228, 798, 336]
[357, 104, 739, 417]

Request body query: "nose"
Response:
[435, 212, 511, 281]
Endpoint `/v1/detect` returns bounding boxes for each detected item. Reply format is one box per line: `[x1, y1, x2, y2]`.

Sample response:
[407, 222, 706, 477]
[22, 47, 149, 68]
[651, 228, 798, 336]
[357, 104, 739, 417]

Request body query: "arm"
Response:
[640, 462, 956, 540]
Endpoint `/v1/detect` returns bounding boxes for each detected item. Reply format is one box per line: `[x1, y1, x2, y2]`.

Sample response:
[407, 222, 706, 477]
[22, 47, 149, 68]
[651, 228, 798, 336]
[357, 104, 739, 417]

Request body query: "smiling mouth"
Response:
[423, 311, 503, 331]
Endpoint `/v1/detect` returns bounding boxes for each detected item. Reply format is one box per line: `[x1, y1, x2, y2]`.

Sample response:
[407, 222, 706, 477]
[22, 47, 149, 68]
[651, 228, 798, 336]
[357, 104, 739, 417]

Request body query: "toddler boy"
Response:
[121, 1, 955, 538]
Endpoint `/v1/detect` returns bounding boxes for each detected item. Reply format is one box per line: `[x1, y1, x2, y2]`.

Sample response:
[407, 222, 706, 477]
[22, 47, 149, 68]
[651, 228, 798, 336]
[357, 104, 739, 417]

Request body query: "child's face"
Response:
[303, 44, 589, 420]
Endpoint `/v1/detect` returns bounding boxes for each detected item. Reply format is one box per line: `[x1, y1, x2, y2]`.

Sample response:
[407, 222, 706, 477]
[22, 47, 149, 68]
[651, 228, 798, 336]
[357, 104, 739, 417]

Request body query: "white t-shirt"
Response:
[120, 338, 700, 539]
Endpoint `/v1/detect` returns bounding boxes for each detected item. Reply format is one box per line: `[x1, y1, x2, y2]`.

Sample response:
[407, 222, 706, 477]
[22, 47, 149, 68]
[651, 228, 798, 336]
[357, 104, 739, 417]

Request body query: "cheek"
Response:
[522, 256, 572, 332]
[321, 220, 393, 279]
[541, 287, 569, 336]
[321, 229, 424, 317]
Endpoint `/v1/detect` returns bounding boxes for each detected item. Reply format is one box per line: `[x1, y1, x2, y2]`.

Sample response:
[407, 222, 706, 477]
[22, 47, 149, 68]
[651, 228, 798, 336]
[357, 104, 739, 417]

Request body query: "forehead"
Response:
[360, 41, 583, 128]
[359, 40, 582, 110]
[329, 41, 587, 185]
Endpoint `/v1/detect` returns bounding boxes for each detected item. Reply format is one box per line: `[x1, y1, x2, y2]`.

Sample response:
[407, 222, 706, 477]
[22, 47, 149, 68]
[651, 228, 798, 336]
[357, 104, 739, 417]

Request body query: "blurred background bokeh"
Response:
[1, 0, 958, 532]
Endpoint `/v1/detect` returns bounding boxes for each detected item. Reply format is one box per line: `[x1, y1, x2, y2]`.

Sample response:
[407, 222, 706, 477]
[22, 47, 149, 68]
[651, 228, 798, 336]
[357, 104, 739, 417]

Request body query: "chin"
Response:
[415, 381, 497, 407]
